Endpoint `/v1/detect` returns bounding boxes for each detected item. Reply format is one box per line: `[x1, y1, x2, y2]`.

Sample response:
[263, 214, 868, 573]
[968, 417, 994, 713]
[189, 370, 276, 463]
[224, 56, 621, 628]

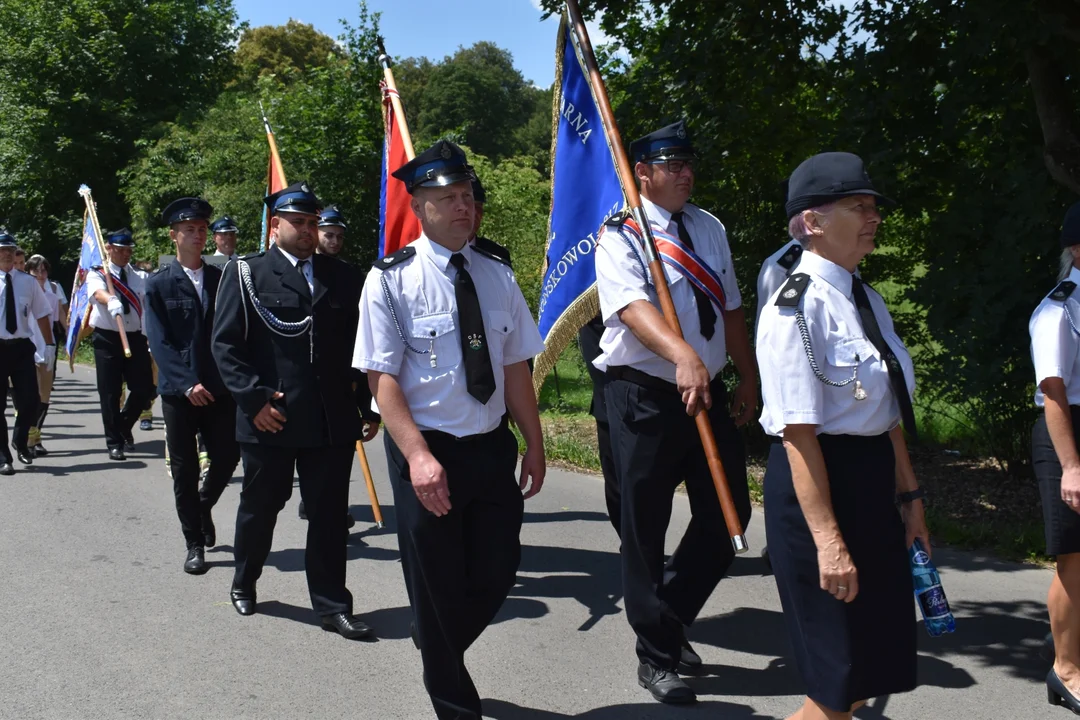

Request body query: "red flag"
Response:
[379, 85, 420, 257]
[261, 114, 288, 250]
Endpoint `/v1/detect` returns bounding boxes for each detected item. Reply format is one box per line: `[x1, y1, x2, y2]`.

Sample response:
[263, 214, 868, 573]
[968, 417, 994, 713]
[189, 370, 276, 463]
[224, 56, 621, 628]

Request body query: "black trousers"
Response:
[0, 339, 39, 458]
[605, 375, 752, 670]
[385, 423, 523, 720]
[578, 320, 621, 536]
[92, 329, 152, 450]
[161, 394, 240, 549]
[232, 443, 354, 616]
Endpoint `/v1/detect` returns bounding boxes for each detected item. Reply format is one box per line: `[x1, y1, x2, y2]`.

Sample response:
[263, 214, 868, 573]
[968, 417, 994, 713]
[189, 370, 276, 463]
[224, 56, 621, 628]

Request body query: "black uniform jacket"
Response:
[145, 260, 226, 398]
[211, 245, 372, 447]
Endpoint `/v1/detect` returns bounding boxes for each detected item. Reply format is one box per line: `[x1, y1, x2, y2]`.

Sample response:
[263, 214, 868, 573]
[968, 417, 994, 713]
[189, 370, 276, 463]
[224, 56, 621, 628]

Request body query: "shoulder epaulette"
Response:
[604, 208, 632, 227]
[472, 241, 511, 268]
[1051, 280, 1077, 302]
[775, 273, 811, 307]
[776, 242, 803, 271]
[373, 245, 416, 271]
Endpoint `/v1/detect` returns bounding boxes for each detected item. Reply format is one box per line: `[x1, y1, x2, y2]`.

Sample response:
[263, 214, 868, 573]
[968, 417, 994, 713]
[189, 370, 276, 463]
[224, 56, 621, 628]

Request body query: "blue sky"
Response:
[231, 0, 582, 88]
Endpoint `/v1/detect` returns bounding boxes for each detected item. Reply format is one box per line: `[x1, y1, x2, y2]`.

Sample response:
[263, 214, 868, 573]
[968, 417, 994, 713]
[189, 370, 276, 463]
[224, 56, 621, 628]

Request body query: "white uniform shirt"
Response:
[756, 239, 804, 325]
[1029, 266, 1080, 407]
[214, 250, 238, 263]
[274, 246, 314, 294]
[30, 280, 61, 361]
[354, 235, 545, 438]
[181, 264, 208, 307]
[592, 197, 742, 383]
[757, 250, 916, 436]
[84, 261, 146, 333]
[50, 281, 68, 307]
[0, 270, 51, 341]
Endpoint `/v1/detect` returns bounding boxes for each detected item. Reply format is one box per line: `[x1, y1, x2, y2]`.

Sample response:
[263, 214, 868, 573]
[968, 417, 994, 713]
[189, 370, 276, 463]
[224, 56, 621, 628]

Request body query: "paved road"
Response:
[0, 367, 1063, 719]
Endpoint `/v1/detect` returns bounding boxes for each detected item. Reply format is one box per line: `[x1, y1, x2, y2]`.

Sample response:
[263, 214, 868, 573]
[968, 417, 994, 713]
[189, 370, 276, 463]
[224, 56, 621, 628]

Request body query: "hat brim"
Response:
[415, 171, 475, 190]
[213, 226, 238, 234]
[273, 207, 321, 218]
[318, 221, 347, 229]
[786, 189, 895, 219]
[641, 149, 697, 163]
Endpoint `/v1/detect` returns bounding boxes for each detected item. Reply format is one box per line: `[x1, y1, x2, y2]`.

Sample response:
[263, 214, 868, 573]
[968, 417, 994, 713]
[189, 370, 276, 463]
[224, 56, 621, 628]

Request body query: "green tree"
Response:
[0, 0, 238, 262]
[234, 19, 344, 87]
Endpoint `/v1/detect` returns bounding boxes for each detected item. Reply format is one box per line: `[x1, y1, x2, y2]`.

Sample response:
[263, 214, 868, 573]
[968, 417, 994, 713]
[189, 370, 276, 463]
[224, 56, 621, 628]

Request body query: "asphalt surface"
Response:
[0, 367, 1065, 719]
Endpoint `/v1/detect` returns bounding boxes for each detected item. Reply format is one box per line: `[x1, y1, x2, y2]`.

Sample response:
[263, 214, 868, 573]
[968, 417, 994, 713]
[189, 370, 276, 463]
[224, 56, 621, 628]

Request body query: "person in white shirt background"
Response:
[25, 254, 65, 457]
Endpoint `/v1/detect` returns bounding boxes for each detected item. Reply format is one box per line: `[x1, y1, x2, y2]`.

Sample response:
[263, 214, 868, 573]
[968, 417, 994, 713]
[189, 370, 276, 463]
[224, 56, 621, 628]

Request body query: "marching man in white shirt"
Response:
[85, 228, 153, 461]
[0, 232, 53, 473]
[354, 140, 545, 720]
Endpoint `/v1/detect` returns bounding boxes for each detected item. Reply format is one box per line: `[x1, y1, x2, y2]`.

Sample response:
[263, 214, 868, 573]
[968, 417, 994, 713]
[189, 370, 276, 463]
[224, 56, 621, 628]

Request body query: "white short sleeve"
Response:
[1032, 301, 1075, 388]
[595, 227, 651, 326]
[353, 270, 405, 375]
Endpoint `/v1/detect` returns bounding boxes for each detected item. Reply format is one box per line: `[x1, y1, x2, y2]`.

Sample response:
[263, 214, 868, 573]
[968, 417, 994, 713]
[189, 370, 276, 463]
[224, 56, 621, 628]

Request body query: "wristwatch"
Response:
[896, 487, 927, 505]
[184, 386, 195, 398]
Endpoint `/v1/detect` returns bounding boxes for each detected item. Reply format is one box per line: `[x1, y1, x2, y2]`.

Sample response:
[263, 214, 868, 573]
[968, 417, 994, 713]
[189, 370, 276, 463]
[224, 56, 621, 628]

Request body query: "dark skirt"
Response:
[1032, 408, 1080, 556]
[764, 433, 916, 711]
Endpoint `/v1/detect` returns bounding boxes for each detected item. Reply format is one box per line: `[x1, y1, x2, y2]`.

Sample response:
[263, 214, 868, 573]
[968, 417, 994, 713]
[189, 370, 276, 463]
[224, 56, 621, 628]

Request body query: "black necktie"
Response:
[671, 211, 717, 340]
[297, 260, 311, 296]
[4, 273, 16, 334]
[118, 266, 130, 314]
[851, 278, 918, 439]
[450, 253, 496, 404]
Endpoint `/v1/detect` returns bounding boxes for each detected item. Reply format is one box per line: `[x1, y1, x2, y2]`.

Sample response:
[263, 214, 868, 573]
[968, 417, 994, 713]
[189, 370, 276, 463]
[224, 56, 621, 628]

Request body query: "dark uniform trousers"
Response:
[233, 442, 355, 617]
[93, 328, 153, 449]
[578, 317, 620, 536]
[0, 338, 39, 457]
[385, 422, 523, 720]
[161, 395, 240, 548]
[605, 373, 752, 670]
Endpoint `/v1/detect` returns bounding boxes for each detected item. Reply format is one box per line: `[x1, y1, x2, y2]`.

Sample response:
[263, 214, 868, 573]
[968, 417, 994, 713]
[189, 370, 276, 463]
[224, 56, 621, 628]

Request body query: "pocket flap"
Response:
[824, 337, 877, 367]
[486, 310, 514, 335]
[409, 312, 456, 339]
[260, 292, 300, 309]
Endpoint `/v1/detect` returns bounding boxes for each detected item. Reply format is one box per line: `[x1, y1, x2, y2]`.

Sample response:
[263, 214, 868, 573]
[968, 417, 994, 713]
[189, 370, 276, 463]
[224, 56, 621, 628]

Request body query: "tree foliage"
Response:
[233, 19, 344, 87]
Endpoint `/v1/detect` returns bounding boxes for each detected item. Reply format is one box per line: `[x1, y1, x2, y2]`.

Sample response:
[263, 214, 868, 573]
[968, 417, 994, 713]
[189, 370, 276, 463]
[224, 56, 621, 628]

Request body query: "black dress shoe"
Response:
[230, 585, 256, 616]
[409, 621, 419, 649]
[15, 448, 32, 465]
[183, 547, 207, 575]
[201, 507, 216, 548]
[108, 448, 126, 461]
[1048, 668, 1080, 713]
[33, 443, 48, 457]
[637, 663, 696, 704]
[298, 501, 307, 520]
[139, 418, 153, 431]
[678, 637, 703, 674]
[345, 512, 356, 530]
[121, 429, 135, 453]
[321, 612, 374, 640]
[0, 462, 14, 476]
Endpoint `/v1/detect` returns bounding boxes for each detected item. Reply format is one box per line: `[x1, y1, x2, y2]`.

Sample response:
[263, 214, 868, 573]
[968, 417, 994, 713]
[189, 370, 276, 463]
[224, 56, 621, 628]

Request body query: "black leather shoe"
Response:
[108, 448, 126, 461]
[345, 512, 356, 530]
[33, 443, 48, 457]
[1048, 668, 1080, 713]
[230, 585, 256, 616]
[15, 448, 32, 465]
[183, 547, 207, 575]
[139, 418, 153, 431]
[0, 462, 14, 476]
[678, 637, 703, 674]
[121, 430, 135, 453]
[409, 621, 419, 649]
[201, 507, 216, 548]
[637, 663, 696, 704]
[321, 612, 374, 640]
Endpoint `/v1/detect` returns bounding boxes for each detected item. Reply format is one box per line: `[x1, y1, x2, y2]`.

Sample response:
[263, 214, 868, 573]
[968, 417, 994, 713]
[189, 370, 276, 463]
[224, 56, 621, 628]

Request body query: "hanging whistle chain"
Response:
[1066, 302, 1080, 337]
[794, 308, 867, 401]
[237, 259, 315, 362]
[380, 274, 437, 367]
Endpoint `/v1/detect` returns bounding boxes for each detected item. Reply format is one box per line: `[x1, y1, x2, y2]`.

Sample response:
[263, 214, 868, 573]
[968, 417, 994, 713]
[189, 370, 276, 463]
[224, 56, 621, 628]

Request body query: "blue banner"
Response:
[65, 211, 102, 369]
[536, 19, 623, 342]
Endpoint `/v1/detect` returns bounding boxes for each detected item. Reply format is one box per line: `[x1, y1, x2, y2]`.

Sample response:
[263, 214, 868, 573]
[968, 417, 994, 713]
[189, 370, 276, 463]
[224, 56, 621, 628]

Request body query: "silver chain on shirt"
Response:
[794, 307, 867, 400]
[236, 259, 314, 361]
[380, 273, 438, 367]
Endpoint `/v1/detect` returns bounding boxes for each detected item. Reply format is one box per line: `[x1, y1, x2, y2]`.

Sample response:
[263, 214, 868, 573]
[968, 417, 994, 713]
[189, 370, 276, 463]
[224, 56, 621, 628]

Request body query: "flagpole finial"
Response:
[376, 36, 391, 68]
[77, 184, 91, 197]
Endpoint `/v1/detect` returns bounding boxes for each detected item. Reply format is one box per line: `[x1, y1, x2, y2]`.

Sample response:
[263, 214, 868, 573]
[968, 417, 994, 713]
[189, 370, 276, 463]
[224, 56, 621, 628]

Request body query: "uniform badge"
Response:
[300, 182, 310, 193]
[676, 127, 687, 140]
[189, 200, 200, 209]
[468, 333, 484, 351]
[782, 288, 798, 299]
[440, 145, 452, 159]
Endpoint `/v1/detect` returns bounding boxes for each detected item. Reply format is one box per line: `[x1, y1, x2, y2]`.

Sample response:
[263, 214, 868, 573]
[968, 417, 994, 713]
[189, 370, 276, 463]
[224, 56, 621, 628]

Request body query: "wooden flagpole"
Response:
[77, 185, 131, 358]
[564, 0, 747, 553]
[377, 37, 416, 160]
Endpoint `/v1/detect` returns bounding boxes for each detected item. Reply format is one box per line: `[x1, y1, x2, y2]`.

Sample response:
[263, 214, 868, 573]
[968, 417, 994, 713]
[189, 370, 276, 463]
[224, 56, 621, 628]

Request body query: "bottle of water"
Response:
[909, 539, 956, 636]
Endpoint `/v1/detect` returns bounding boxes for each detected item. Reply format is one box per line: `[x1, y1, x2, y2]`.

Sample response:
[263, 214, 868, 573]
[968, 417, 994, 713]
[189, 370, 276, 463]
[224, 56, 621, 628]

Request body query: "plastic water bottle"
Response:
[909, 539, 956, 636]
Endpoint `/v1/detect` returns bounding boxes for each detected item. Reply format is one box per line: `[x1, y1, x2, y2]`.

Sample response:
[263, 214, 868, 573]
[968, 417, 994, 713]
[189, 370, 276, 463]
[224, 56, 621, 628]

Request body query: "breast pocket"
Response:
[484, 310, 514, 366]
[260, 292, 299, 309]
[823, 337, 878, 384]
[165, 297, 196, 320]
[408, 313, 460, 370]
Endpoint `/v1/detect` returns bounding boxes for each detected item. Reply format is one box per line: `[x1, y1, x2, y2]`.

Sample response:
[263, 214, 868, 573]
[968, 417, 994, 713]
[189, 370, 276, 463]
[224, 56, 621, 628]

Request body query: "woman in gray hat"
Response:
[756, 152, 928, 719]
[1030, 202, 1080, 713]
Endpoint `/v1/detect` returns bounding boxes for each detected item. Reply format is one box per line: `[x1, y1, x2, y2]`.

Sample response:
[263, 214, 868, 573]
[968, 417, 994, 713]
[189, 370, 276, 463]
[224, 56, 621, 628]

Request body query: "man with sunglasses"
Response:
[592, 120, 755, 704]
[211, 181, 379, 639]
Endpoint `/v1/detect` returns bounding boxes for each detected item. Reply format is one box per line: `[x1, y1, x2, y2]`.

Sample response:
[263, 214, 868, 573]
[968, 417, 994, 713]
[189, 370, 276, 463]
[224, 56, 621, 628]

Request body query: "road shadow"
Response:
[258, 600, 320, 628]
[523, 510, 612, 525]
[266, 538, 400, 573]
[932, 546, 1051, 575]
[483, 698, 773, 719]
[512, 543, 622, 631]
[29, 459, 149, 476]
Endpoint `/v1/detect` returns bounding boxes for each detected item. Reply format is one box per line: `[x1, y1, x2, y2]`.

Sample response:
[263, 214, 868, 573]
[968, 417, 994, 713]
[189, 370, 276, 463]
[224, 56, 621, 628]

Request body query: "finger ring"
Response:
[837, 585, 848, 591]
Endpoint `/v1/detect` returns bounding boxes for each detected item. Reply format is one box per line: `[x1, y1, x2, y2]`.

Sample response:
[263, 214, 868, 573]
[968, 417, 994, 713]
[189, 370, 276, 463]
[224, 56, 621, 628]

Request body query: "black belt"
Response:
[0, 337, 30, 346]
[606, 365, 682, 394]
[94, 327, 141, 336]
[422, 416, 509, 444]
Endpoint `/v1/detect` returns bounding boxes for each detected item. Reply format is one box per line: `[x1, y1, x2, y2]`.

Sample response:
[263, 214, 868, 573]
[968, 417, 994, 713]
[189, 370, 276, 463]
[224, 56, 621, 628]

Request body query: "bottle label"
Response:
[917, 586, 951, 620]
[911, 549, 931, 566]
